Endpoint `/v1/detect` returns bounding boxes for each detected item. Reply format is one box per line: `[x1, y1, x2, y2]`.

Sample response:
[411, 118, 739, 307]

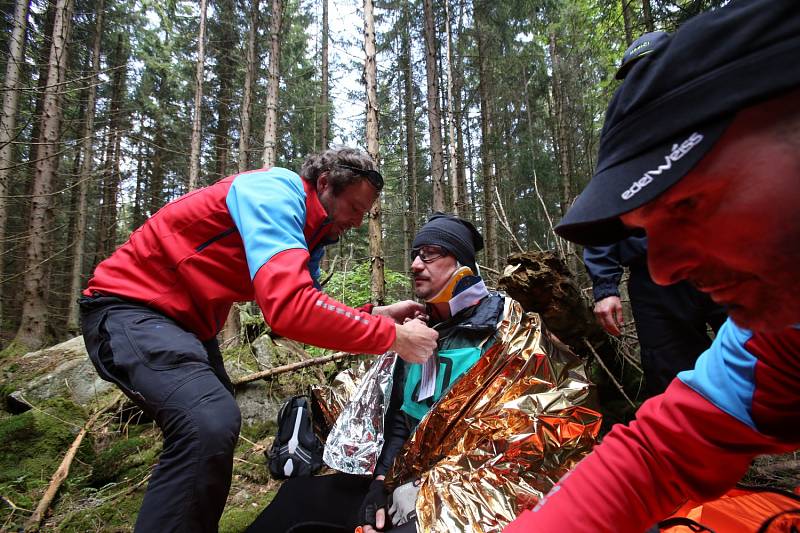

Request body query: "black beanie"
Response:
[412, 212, 484, 273]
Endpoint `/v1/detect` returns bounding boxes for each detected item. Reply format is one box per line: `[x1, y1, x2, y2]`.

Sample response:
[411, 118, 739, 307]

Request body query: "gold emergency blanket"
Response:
[385, 297, 602, 532]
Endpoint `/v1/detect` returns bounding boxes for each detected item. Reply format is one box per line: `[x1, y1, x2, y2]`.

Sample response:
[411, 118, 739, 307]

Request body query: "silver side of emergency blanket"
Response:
[322, 351, 397, 474]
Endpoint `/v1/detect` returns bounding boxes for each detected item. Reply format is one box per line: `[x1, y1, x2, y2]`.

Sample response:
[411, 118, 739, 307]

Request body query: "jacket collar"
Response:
[431, 291, 504, 334]
[302, 177, 335, 249]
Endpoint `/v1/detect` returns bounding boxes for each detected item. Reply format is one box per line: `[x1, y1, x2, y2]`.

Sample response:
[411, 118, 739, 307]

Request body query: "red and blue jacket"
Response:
[84, 167, 396, 352]
[505, 319, 800, 532]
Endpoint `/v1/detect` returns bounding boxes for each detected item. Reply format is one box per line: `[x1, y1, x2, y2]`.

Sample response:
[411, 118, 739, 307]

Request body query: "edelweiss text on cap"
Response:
[621, 132, 704, 200]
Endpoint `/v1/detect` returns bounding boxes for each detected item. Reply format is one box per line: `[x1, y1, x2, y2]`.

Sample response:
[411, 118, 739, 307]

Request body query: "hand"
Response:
[358, 478, 388, 532]
[594, 295, 624, 336]
[388, 478, 421, 526]
[390, 319, 438, 364]
[373, 300, 427, 324]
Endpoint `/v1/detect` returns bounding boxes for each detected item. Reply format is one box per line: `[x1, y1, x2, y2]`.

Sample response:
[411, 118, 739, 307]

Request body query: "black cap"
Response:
[555, 0, 800, 246]
[412, 213, 484, 273]
[615, 31, 669, 80]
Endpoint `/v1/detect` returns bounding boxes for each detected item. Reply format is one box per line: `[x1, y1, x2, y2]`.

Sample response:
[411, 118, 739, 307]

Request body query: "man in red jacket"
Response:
[80, 146, 438, 532]
[506, 1, 800, 531]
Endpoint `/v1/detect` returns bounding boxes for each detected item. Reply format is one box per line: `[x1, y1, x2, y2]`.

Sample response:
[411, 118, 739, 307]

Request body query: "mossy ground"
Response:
[2, 335, 799, 531]
[0, 342, 289, 532]
[0, 398, 92, 526]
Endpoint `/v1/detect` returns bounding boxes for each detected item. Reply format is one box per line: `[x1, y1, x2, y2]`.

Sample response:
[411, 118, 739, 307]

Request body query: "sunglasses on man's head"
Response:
[336, 163, 384, 191]
[410, 245, 449, 263]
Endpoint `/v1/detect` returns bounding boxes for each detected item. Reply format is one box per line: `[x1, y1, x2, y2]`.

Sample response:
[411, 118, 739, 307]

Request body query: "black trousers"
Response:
[246, 474, 419, 533]
[246, 473, 370, 533]
[628, 266, 727, 397]
[80, 296, 241, 533]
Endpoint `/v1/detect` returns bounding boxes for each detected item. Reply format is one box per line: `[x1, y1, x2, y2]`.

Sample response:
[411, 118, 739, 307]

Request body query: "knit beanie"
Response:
[412, 213, 484, 273]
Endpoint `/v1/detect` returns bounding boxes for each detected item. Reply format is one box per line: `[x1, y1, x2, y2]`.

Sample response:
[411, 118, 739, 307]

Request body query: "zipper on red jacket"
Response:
[195, 227, 237, 252]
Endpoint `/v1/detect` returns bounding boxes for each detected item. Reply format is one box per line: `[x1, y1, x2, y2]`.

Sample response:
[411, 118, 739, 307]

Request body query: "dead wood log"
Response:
[25, 392, 125, 531]
[232, 350, 359, 386]
[498, 250, 606, 351]
[499, 251, 643, 416]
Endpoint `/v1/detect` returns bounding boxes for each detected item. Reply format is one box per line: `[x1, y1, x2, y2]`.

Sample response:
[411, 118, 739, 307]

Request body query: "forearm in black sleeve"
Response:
[375, 362, 413, 477]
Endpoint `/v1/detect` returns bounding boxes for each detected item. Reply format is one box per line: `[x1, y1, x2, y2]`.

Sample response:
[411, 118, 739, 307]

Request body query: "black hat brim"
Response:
[555, 118, 732, 246]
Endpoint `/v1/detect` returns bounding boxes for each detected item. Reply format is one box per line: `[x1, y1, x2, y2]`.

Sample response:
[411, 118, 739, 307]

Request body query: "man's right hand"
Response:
[390, 319, 438, 364]
[594, 295, 624, 336]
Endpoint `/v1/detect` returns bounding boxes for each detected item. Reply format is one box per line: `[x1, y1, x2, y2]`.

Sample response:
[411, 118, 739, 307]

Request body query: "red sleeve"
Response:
[357, 302, 375, 314]
[254, 248, 395, 354]
[504, 379, 797, 533]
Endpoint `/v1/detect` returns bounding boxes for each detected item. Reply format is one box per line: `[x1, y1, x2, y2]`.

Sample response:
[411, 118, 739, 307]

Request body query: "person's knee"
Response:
[191, 392, 241, 458]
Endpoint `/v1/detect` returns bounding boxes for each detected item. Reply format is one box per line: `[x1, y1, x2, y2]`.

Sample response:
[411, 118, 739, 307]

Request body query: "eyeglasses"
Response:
[336, 163, 384, 192]
[410, 246, 449, 263]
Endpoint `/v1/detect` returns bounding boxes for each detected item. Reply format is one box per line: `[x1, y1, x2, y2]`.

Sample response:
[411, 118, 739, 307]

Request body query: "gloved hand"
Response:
[358, 478, 389, 531]
[388, 478, 421, 526]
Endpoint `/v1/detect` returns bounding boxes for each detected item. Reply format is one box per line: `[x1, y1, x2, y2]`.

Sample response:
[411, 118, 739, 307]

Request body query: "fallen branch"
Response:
[2, 494, 32, 514]
[25, 392, 125, 532]
[232, 350, 360, 386]
[274, 338, 328, 383]
[583, 338, 637, 410]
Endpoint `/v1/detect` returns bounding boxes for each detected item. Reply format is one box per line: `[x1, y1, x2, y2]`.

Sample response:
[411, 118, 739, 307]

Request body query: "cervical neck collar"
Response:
[425, 266, 489, 316]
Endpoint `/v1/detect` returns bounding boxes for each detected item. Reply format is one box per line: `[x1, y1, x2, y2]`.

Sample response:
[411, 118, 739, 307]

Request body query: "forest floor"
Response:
[1, 338, 798, 532]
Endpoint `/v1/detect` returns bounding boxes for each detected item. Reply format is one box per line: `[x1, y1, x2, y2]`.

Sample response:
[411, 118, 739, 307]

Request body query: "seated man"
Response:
[247, 213, 501, 533]
[247, 213, 599, 533]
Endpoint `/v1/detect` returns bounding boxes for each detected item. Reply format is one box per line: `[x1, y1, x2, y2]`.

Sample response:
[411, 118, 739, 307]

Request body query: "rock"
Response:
[224, 358, 282, 426]
[8, 336, 113, 411]
[251, 335, 277, 369]
[235, 381, 282, 427]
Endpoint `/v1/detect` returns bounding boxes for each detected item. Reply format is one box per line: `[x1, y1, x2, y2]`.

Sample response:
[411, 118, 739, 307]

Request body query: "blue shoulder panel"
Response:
[226, 168, 308, 279]
[678, 318, 758, 430]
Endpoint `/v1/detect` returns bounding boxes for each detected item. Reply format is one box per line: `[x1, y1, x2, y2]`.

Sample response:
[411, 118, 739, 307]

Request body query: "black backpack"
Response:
[267, 395, 324, 479]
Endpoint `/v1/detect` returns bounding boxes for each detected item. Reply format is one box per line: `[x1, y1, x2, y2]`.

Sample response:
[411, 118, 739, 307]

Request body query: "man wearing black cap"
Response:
[506, 1, 800, 531]
[247, 213, 504, 533]
[584, 33, 727, 399]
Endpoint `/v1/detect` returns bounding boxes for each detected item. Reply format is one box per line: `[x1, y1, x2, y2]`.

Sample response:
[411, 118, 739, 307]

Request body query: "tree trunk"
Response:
[475, 2, 498, 270]
[642, 0, 654, 32]
[453, 2, 468, 217]
[364, 0, 384, 305]
[14, 0, 74, 350]
[549, 31, 572, 218]
[132, 113, 148, 229]
[149, 126, 166, 216]
[422, 0, 445, 212]
[26, 1, 56, 177]
[443, 0, 460, 216]
[213, 0, 235, 181]
[319, 0, 329, 150]
[402, 2, 417, 257]
[621, 0, 633, 45]
[96, 34, 127, 264]
[187, 0, 208, 191]
[238, 0, 260, 172]
[66, 0, 103, 332]
[262, 0, 283, 168]
[0, 0, 30, 325]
